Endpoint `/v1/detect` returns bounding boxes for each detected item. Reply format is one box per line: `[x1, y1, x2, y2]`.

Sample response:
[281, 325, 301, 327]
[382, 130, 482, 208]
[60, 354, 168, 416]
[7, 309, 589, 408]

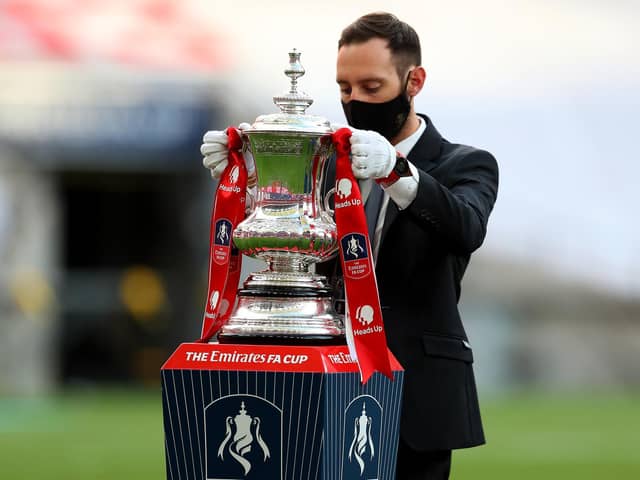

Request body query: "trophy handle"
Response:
[323, 187, 335, 215]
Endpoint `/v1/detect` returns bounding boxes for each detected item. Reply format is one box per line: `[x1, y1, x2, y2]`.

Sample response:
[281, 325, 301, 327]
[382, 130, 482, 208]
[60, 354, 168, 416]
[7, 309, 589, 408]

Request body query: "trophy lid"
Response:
[247, 49, 331, 135]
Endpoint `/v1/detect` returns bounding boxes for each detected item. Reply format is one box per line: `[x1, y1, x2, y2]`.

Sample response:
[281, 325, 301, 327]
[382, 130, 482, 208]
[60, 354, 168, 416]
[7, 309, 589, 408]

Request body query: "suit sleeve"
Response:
[407, 149, 499, 254]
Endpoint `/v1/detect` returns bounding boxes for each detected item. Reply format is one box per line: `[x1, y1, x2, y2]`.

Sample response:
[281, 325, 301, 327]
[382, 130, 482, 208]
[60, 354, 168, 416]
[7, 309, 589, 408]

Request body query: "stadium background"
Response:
[1, 1, 638, 478]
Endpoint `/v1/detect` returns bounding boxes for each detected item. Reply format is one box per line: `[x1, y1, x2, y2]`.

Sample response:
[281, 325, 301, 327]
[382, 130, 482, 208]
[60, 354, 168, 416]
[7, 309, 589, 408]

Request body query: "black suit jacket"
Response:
[319, 114, 499, 451]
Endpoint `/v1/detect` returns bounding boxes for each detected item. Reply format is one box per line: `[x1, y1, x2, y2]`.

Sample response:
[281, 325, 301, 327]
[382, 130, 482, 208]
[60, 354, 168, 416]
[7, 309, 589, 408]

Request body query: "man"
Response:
[202, 12, 498, 479]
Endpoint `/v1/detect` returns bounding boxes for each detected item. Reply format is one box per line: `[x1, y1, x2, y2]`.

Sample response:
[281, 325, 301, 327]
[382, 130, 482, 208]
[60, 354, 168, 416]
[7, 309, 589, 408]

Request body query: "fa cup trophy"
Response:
[215, 50, 345, 345]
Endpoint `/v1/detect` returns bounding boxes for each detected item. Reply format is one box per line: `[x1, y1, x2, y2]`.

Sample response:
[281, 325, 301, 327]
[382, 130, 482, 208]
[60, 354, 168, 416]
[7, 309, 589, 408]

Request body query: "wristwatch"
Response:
[376, 152, 413, 188]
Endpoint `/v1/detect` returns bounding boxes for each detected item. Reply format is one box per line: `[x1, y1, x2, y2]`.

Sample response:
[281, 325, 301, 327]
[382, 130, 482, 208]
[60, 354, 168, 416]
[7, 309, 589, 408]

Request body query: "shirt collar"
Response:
[395, 116, 426, 157]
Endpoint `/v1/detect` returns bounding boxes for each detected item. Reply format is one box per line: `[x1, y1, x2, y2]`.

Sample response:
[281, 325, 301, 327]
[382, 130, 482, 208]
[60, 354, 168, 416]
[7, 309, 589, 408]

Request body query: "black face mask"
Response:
[341, 71, 412, 141]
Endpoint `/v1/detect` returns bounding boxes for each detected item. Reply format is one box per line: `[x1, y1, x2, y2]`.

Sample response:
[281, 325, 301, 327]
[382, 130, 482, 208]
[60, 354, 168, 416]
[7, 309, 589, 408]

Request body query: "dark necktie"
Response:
[364, 181, 384, 250]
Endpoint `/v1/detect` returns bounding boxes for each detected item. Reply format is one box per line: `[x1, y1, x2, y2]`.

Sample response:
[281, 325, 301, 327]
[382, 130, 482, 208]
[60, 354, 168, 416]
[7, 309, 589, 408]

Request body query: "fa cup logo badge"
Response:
[216, 221, 230, 245]
[348, 402, 375, 476]
[340, 233, 371, 279]
[206, 395, 282, 479]
[217, 401, 271, 476]
[342, 395, 382, 480]
[346, 235, 365, 258]
[213, 219, 232, 265]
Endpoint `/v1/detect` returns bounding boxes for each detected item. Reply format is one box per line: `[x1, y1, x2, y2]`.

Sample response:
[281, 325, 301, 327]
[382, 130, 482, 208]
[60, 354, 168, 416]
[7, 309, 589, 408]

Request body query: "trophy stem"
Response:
[266, 256, 310, 274]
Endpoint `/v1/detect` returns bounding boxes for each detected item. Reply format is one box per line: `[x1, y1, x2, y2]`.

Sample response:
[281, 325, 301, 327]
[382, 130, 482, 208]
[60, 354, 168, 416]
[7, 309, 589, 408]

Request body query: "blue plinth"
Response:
[161, 343, 404, 480]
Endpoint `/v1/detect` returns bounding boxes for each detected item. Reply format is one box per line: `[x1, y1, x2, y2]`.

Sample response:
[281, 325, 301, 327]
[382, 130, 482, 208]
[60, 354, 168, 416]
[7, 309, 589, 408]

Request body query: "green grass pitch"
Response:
[1, 389, 638, 479]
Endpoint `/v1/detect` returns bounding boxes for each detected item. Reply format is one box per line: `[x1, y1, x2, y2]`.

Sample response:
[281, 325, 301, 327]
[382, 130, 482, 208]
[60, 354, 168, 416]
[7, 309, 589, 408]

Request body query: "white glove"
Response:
[348, 129, 396, 180]
[201, 130, 228, 179]
[201, 123, 251, 179]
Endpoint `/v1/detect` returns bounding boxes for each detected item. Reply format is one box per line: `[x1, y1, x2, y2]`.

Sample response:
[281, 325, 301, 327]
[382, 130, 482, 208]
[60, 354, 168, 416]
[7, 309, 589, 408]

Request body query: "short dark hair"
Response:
[338, 12, 421, 78]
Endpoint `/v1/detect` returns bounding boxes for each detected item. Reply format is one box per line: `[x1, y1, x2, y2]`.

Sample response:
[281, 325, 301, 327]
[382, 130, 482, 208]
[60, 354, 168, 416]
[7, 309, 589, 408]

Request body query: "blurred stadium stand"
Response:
[0, 0, 234, 393]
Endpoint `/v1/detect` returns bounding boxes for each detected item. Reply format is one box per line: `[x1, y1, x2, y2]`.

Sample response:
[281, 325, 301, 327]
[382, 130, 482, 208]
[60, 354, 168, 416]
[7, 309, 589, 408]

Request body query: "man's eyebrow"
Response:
[336, 77, 385, 84]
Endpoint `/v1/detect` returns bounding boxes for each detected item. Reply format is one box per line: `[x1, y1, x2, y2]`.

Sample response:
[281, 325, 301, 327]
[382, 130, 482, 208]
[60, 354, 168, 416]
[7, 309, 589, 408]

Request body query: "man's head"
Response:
[338, 12, 421, 81]
[336, 12, 426, 143]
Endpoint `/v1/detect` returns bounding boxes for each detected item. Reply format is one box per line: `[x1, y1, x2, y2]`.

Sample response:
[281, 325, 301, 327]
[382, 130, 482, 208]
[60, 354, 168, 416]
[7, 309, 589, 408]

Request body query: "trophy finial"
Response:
[285, 49, 305, 91]
[273, 49, 314, 114]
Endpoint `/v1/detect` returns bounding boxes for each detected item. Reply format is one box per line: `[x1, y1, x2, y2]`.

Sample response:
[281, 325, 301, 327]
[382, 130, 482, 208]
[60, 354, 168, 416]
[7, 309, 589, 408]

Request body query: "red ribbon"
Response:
[332, 128, 393, 382]
[198, 127, 247, 343]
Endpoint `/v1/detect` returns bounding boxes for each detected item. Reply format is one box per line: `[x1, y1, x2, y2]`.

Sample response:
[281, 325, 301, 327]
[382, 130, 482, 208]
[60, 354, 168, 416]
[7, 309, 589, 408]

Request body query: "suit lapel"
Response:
[408, 114, 444, 173]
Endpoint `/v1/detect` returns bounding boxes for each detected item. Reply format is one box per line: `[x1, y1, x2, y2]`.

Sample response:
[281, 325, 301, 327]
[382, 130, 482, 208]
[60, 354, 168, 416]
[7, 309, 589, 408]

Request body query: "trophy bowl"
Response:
[216, 50, 345, 345]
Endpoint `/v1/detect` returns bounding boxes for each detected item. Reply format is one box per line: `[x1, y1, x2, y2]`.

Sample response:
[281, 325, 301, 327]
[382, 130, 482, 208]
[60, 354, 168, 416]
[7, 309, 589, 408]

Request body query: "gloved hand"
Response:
[348, 129, 396, 180]
[201, 123, 251, 179]
[331, 123, 418, 209]
[201, 130, 228, 179]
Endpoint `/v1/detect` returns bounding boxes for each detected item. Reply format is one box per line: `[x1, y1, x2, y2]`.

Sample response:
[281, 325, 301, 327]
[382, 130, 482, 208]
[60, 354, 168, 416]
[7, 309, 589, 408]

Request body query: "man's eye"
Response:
[340, 87, 352, 95]
[364, 86, 380, 94]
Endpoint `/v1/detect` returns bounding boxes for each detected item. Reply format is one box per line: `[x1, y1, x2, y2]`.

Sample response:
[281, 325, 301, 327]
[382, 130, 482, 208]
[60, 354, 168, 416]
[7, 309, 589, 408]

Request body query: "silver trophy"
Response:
[216, 50, 344, 345]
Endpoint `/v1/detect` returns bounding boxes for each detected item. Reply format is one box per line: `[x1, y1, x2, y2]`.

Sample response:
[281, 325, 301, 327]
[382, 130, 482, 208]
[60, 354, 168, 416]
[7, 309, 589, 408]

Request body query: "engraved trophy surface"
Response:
[216, 50, 345, 345]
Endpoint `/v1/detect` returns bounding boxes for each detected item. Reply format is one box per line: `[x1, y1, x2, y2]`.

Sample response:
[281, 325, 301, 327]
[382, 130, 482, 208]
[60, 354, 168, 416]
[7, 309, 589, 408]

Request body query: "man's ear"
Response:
[407, 66, 426, 97]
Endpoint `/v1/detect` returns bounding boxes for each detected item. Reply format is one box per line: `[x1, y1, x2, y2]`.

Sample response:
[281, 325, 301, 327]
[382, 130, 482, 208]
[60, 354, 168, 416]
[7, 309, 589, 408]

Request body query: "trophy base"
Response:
[215, 276, 345, 346]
